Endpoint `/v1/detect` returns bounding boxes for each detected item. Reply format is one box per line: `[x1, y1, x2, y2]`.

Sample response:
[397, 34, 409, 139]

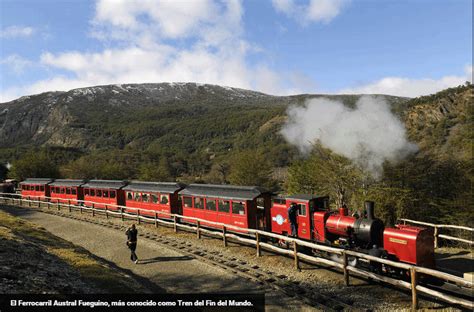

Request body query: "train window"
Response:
[40, 186, 45, 191]
[218, 200, 230, 213]
[194, 197, 204, 209]
[35, 185, 40, 191]
[272, 198, 286, 205]
[91, 189, 95, 196]
[66, 188, 71, 195]
[256, 197, 265, 209]
[160, 194, 169, 205]
[110, 191, 116, 199]
[183, 196, 193, 208]
[96, 190, 102, 197]
[103, 190, 109, 198]
[60, 188, 65, 194]
[298, 203, 306, 216]
[206, 199, 217, 211]
[151, 194, 159, 203]
[232, 201, 245, 215]
[142, 193, 149, 203]
[127, 192, 133, 200]
[72, 188, 77, 195]
[134, 192, 140, 201]
[85, 189, 90, 196]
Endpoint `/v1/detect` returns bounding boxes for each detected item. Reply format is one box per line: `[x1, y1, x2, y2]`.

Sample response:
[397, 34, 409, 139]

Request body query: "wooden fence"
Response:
[400, 218, 474, 248]
[1, 193, 472, 311]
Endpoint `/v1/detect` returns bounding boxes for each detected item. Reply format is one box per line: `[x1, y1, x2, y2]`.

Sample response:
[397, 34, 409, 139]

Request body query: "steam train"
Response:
[17, 178, 435, 269]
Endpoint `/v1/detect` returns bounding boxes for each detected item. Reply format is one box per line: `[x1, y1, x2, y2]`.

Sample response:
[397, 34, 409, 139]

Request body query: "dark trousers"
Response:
[290, 223, 298, 237]
[128, 242, 138, 261]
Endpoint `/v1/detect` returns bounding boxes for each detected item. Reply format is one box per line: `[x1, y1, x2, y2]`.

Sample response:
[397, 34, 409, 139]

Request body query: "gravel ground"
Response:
[0, 205, 320, 312]
[1, 204, 466, 311]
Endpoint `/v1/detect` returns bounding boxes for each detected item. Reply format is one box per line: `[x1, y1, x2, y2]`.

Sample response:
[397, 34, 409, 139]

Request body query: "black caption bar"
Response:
[0, 294, 265, 311]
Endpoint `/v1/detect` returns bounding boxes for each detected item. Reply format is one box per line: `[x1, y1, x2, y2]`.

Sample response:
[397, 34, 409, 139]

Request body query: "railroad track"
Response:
[4, 204, 354, 312]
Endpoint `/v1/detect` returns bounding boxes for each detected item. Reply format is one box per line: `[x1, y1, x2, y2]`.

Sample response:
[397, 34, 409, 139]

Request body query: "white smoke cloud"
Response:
[281, 96, 417, 178]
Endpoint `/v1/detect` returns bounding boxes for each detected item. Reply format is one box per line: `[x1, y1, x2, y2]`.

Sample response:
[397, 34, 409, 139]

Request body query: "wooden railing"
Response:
[1, 193, 472, 310]
[400, 218, 474, 248]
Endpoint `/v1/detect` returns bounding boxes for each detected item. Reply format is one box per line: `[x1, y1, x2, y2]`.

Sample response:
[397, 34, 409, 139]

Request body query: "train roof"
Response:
[20, 178, 54, 185]
[283, 194, 329, 201]
[82, 180, 128, 189]
[49, 179, 86, 187]
[179, 184, 268, 200]
[123, 181, 185, 193]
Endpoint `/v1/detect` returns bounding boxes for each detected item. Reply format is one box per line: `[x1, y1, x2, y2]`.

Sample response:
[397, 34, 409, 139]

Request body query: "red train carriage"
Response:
[82, 180, 127, 209]
[49, 179, 85, 205]
[179, 184, 271, 232]
[20, 178, 53, 200]
[123, 181, 185, 218]
[271, 195, 329, 240]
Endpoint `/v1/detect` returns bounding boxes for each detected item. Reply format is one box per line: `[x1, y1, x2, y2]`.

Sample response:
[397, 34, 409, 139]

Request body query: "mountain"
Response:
[0, 82, 407, 156]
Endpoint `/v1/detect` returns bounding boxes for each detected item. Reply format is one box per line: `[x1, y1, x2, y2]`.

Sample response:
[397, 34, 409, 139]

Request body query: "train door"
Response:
[255, 196, 267, 230]
[296, 202, 311, 240]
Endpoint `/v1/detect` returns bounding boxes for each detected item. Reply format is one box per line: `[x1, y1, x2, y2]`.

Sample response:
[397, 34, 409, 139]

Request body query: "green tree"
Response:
[287, 143, 363, 207]
[10, 151, 60, 180]
[228, 151, 275, 188]
[138, 157, 172, 181]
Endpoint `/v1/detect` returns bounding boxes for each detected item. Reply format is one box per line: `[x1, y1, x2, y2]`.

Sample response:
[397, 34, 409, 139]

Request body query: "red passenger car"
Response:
[82, 180, 127, 209]
[49, 179, 85, 205]
[179, 184, 271, 231]
[271, 195, 329, 240]
[123, 181, 185, 218]
[19, 178, 53, 200]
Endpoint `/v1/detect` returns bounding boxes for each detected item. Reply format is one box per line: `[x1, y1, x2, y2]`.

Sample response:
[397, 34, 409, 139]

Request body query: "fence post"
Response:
[28, 196, 31, 207]
[293, 241, 299, 271]
[105, 205, 108, 219]
[57, 200, 60, 211]
[121, 207, 124, 221]
[155, 212, 158, 228]
[343, 251, 349, 286]
[434, 226, 438, 249]
[410, 267, 418, 311]
[68, 200, 71, 213]
[256, 232, 261, 257]
[137, 209, 140, 224]
[47, 200, 50, 209]
[223, 226, 227, 247]
[80, 204, 83, 214]
[173, 215, 178, 233]
[92, 203, 95, 217]
[196, 221, 201, 239]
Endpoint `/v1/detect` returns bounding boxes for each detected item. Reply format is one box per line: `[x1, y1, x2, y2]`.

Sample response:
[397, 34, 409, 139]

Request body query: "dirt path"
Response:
[0, 205, 318, 311]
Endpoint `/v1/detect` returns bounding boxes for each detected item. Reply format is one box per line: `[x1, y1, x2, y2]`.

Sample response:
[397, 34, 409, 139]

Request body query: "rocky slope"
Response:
[0, 83, 407, 150]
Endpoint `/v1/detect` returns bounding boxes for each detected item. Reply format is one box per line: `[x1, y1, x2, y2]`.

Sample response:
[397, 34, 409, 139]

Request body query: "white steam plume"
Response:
[281, 96, 417, 178]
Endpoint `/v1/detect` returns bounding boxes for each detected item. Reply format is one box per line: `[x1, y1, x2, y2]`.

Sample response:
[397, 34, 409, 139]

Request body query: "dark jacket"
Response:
[126, 228, 138, 243]
[288, 205, 298, 224]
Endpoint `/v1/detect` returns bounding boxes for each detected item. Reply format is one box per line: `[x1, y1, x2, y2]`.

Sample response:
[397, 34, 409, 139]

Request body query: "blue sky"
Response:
[0, 0, 472, 101]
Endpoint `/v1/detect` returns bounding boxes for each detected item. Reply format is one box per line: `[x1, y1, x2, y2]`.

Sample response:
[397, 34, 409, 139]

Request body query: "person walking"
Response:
[126, 224, 139, 264]
[288, 203, 298, 237]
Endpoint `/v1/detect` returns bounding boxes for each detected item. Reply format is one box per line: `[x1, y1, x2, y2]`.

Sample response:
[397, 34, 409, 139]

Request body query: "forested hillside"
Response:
[1, 82, 471, 226]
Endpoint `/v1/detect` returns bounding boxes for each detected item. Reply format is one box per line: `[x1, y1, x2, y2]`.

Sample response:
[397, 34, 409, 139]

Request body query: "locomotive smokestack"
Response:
[365, 201, 375, 220]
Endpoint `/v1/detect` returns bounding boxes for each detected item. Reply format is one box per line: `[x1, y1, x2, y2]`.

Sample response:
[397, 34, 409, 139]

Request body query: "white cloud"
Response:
[272, 0, 350, 24]
[1, 54, 33, 74]
[0, 25, 35, 38]
[340, 66, 473, 97]
[1, 0, 312, 102]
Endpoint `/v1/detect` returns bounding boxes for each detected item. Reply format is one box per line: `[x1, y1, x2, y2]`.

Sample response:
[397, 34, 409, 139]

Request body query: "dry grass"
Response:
[0, 210, 144, 293]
